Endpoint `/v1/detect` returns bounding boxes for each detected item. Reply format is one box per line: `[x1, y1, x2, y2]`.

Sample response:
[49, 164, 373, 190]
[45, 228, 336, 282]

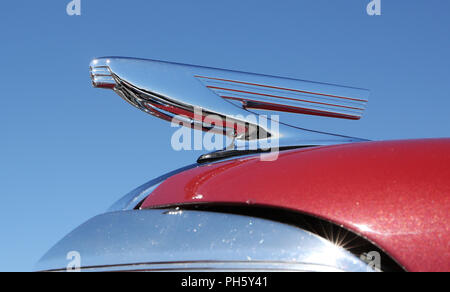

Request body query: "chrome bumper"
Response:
[36, 209, 372, 272]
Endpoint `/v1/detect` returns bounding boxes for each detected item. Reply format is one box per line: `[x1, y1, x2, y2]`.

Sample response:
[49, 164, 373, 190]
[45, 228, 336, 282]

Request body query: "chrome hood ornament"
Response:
[90, 57, 369, 152]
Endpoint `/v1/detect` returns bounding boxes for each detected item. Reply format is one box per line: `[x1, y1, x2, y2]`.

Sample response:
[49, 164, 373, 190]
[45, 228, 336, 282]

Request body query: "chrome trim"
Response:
[89, 57, 369, 150]
[109, 182, 162, 212]
[90, 65, 115, 89]
[36, 209, 374, 272]
[196, 75, 367, 119]
[44, 261, 349, 272]
[107, 163, 198, 212]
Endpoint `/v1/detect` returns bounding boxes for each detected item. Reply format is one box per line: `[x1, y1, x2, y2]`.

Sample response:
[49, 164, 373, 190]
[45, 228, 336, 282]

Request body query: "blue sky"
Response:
[0, 0, 449, 271]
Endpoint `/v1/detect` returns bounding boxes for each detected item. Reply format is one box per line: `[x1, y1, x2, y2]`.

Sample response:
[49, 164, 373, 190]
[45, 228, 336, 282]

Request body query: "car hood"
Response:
[142, 139, 450, 272]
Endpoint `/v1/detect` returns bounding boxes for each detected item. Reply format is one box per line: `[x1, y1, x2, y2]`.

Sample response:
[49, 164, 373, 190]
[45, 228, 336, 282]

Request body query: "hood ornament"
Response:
[90, 57, 369, 159]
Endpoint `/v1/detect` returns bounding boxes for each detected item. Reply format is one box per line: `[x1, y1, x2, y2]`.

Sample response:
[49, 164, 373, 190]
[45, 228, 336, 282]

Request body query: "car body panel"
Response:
[142, 139, 450, 272]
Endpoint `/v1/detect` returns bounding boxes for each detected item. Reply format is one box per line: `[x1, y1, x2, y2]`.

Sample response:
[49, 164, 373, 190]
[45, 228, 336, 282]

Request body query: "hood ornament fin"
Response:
[90, 57, 369, 152]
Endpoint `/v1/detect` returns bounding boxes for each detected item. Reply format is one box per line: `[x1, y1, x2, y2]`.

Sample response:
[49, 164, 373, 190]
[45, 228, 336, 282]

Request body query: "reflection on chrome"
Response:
[106, 164, 198, 212]
[89, 57, 369, 152]
[35, 209, 375, 272]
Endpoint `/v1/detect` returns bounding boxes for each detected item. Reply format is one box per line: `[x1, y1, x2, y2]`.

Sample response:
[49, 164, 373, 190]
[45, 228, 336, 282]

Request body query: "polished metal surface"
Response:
[89, 57, 369, 150]
[107, 163, 199, 212]
[35, 209, 373, 272]
[196, 75, 367, 120]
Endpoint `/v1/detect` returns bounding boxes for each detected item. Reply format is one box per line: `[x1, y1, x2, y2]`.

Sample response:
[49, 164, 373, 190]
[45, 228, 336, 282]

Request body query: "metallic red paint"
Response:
[142, 139, 450, 272]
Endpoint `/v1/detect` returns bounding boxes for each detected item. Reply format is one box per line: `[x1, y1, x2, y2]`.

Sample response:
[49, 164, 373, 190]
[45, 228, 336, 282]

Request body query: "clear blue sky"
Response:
[0, 0, 449, 271]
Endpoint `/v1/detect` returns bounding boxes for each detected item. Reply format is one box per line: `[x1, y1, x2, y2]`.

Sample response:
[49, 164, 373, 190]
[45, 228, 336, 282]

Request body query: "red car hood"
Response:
[142, 139, 450, 272]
